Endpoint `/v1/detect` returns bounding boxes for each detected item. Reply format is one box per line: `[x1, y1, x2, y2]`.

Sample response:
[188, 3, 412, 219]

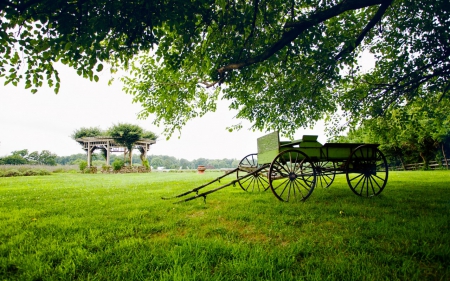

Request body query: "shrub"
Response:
[112, 159, 125, 171]
[83, 167, 98, 174]
[52, 168, 65, 173]
[51, 166, 78, 173]
[79, 161, 88, 172]
[102, 164, 111, 173]
[3, 169, 23, 177]
[37, 169, 51, 176]
[23, 169, 40, 176]
[142, 159, 150, 169]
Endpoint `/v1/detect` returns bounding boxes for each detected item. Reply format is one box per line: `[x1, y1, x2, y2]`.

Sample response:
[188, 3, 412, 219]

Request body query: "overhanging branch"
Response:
[217, 0, 391, 77]
[334, 0, 393, 61]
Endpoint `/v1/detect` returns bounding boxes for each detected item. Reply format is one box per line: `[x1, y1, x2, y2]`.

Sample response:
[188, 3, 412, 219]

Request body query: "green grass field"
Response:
[0, 171, 449, 280]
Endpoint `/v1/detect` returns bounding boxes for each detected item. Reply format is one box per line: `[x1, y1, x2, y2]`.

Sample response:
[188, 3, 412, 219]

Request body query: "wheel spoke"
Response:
[297, 178, 311, 193]
[372, 173, 386, 181]
[371, 176, 383, 189]
[359, 176, 367, 196]
[249, 177, 257, 192]
[277, 179, 291, 199]
[258, 175, 269, 189]
[349, 173, 364, 182]
[315, 161, 336, 188]
[274, 160, 290, 175]
[351, 174, 365, 192]
[237, 153, 269, 192]
[291, 180, 301, 200]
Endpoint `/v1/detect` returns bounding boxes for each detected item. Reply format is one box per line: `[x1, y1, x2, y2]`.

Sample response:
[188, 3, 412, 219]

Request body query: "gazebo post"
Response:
[144, 143, 148, 160]
[106, 140, 110, 166]
[129, 149, 133, 166]
[87, 141, 92, 167]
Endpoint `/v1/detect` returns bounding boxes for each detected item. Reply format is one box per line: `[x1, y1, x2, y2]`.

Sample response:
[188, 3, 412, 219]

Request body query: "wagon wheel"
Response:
[269, 149, 316, 202]
[237, 153, 270, 192]
[314, 161, 336, 188]
[346, 145, 388, 197]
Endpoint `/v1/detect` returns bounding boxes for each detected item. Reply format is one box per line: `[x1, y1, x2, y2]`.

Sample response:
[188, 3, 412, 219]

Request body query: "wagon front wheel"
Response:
[269, 150, 316, 202]
[237, 153, 270, 192]
[346, 146, 388, 197]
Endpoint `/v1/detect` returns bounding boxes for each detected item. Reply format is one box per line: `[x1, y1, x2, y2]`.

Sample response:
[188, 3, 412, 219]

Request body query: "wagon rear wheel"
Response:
[237, 153, 269, 192]
[269, 150, 316, 202]
[346, 146, 388, 197]
[314, 161, 336, 188]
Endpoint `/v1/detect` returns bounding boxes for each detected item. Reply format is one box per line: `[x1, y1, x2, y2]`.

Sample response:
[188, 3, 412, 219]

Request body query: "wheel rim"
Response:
[314, 161, 336, 188]
[269, 150, 316, 202]
[346, 146, 388, 197]
[237, 153, 270, 192]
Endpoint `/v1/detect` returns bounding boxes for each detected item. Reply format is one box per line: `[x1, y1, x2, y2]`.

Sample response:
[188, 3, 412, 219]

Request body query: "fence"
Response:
[399, 159, 450, 171]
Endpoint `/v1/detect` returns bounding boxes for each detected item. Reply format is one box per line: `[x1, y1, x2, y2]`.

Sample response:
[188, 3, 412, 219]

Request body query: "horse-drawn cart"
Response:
[163, 131, 388, 203]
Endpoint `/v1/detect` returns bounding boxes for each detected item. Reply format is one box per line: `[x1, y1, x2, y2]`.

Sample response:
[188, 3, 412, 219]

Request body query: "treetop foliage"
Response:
[71, 127, 104, 140]
[108, 123, 144, 151]
[2, 0, 449, 137]
[71, 124, 157, 141]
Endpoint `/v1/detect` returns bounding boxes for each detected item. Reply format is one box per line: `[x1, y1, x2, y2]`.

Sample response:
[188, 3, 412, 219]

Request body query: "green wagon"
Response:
[164, 131, 388, 203]
[237, 131, 388, 202]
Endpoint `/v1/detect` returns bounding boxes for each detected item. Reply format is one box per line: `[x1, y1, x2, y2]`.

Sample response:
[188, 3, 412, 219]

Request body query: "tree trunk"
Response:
[442, 143, 448, 169]
[419, 152, 429, 170]
[398, 156, 406, 171]
[129, 149, 133, 166]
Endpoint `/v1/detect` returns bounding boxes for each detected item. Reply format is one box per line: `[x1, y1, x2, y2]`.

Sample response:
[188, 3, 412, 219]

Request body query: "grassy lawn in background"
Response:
[0, 171, 449, 280]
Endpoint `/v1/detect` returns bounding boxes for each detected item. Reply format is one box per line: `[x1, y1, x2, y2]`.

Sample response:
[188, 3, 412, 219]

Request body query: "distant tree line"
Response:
[147, 155, 240, 170]
[60, 153, 240, 169]
[0, 149, 57, 165]
[1, 150, 239, 169]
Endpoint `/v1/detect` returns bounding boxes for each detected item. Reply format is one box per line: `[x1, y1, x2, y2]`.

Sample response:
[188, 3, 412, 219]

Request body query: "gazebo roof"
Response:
[75, 136, 156, 150]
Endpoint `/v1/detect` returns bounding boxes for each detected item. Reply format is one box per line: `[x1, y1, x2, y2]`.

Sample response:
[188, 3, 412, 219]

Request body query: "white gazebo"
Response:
[76, 137, 156, 167]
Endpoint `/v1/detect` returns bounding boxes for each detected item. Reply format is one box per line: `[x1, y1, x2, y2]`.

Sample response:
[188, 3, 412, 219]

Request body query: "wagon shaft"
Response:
[162, 164, 270, 203]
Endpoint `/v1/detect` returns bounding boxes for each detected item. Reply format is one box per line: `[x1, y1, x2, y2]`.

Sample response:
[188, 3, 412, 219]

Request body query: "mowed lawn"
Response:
[0, 170, 449, 280]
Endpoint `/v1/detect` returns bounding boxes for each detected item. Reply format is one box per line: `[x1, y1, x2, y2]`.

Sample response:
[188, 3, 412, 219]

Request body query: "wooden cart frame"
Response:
[164, 132, 388, 203]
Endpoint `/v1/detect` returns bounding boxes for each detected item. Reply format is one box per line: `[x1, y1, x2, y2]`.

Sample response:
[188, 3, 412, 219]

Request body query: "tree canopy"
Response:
[2, 0, 449, 137]
[334, 93, 450, 168]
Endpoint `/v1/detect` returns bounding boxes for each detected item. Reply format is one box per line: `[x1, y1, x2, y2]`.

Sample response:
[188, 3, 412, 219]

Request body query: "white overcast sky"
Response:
[0, 63, 331, 161]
